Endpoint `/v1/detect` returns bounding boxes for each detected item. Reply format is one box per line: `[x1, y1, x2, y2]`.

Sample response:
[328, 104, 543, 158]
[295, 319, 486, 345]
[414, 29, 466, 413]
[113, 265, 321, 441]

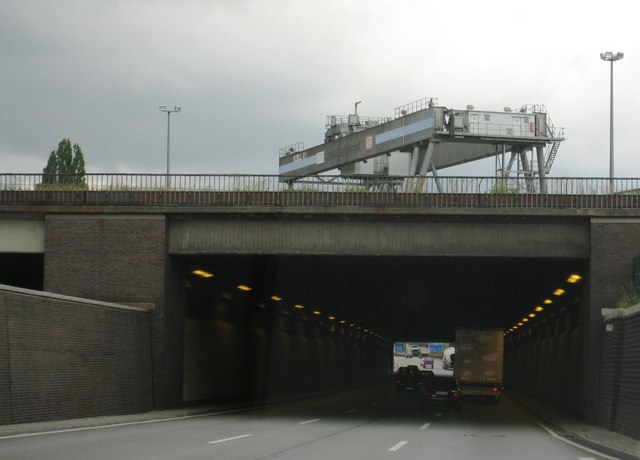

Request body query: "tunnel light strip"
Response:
[191, 269, 214, 278]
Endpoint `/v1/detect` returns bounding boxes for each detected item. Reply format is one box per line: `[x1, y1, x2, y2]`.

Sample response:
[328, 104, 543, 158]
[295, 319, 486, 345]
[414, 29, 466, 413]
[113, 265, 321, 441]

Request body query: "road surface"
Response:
[0, 383, 615, 460]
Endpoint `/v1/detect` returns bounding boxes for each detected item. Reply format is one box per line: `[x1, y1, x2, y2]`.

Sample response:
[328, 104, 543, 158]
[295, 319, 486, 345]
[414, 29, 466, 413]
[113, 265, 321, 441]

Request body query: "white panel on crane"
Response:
[468, 111, 537, 138]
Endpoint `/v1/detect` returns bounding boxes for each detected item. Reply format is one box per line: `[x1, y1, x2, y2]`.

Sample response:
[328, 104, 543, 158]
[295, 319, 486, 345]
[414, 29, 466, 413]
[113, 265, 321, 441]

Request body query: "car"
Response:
[421, 356, 434, 369]
[395, 365, 422, 392]
[418, 375, 462, 411]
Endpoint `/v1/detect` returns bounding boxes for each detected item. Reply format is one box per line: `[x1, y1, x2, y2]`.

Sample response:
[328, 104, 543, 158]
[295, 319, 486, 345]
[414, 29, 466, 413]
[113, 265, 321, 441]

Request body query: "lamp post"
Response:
[600, 51, 623, 193]
[159, 105, 181, 188]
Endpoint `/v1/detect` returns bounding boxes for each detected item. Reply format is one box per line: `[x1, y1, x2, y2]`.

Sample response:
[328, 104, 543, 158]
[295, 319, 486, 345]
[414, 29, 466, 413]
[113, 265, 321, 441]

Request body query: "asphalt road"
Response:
[0, 382, 616, 460]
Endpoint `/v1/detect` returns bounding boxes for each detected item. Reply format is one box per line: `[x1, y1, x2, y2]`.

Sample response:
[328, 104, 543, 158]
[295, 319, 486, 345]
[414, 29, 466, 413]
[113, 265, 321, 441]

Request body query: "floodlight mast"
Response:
[159, 105, 181, 188]
[600, 51, 623, 193]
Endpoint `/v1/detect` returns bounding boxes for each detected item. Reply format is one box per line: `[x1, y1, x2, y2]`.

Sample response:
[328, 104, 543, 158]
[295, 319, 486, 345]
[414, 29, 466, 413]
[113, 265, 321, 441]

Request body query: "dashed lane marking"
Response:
[420, 423, 431, 430]
[299, 419, 321, 425]
[208, 434, 252, 444]
[389, 441, 408, 452]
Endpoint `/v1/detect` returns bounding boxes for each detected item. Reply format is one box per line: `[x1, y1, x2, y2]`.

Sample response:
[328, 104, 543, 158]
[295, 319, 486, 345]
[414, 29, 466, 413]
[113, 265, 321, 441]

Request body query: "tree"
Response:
[42, 138, 87, 187]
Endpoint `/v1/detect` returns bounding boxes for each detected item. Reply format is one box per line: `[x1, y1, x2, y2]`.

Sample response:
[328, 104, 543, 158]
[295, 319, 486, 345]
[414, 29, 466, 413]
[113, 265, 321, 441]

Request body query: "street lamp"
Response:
[600, 51, 623, 193]
[159, 105, 181, 187]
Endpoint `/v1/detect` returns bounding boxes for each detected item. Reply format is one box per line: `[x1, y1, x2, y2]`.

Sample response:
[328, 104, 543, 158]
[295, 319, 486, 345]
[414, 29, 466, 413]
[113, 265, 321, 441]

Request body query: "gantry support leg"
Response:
[536, 145, 547, 194]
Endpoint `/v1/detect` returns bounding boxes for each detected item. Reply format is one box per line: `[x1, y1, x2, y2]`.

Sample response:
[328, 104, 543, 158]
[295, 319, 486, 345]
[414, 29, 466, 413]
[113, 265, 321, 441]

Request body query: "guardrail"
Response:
[0, 174, 639, 210]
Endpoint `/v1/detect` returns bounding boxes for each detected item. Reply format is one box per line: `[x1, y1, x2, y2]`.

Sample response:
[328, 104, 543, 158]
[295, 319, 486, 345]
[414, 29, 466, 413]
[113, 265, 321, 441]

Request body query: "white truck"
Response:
[442, 346, 455, 370]
[453, 329, 504, 403]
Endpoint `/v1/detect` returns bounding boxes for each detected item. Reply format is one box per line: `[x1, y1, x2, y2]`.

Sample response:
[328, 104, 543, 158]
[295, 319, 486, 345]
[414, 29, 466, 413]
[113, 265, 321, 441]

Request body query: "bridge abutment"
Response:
[43, 214, 184, 410]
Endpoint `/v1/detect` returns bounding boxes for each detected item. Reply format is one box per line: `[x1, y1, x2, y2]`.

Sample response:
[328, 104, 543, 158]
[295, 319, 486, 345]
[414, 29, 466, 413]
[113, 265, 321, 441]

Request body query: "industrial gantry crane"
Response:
[278, 97, 564, 193]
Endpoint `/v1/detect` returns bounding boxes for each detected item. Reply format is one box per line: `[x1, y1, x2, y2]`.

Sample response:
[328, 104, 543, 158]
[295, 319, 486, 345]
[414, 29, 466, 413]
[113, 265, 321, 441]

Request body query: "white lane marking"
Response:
[344, 409, 357, 414]
[536, 422, 623, 460]
[435, 412, 442, 417]
[0, 407, 253, 440]
[420, 423, 431, 430]
[208, 434, 252, 444]
[389, 440, 408, 451]
[578, 457, 597, 460]
[299, 418, 320, 425]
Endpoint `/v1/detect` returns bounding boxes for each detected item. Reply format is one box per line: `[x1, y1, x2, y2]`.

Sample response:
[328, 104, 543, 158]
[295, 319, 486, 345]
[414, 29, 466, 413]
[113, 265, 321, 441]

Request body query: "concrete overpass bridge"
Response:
[1, 173, 639, 437]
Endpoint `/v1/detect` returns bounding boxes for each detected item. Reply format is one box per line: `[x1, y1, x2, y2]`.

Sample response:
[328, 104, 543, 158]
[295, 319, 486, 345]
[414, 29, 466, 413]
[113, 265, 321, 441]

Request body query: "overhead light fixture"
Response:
[191, 269, 214, 278]
[553, 289, 566, 296]
[529, 313, 536, 318]
[535, 306, 544, 312]
[543, 299, 553, 304]
[313, 310, 322, 316]
[236, 285, 252, 292]
[270, 295, 282, 301]
[293, 304, 304, 309]
[567, 274, 583, 284]
[328, 315, 336, 320]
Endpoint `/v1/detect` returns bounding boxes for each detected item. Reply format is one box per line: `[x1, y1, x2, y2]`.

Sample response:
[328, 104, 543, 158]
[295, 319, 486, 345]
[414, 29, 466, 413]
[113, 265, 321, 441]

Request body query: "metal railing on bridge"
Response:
[1, 173, 639, 210]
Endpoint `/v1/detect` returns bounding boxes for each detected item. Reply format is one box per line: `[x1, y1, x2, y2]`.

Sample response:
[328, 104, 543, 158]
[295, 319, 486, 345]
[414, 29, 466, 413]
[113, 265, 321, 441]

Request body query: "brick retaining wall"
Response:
[598, 306, 640, 439]
[0, 285, 153, 424]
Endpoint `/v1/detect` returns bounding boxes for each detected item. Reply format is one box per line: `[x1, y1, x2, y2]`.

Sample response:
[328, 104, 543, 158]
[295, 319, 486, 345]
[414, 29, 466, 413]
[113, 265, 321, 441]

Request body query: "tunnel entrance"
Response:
[176, 254, 588, 413]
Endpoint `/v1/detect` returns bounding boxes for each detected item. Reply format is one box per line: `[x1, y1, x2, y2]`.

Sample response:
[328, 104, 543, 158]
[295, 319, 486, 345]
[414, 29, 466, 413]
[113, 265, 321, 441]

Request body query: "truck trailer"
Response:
[453, 329, 504, 403]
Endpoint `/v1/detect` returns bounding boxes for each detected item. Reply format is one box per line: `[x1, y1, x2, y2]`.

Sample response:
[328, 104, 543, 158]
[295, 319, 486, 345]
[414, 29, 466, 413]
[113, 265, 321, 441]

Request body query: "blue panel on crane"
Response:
[375, 117, 435, 145]
[278, 152, 321, 174]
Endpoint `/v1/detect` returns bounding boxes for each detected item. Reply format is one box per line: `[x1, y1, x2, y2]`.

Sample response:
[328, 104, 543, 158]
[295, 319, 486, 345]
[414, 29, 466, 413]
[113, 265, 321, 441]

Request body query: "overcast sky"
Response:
[1, 0, 637, 178]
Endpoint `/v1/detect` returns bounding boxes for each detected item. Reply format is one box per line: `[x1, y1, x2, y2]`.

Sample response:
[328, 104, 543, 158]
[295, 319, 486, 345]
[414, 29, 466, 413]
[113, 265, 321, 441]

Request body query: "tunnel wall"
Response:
[506, 319, 583, 415]
[598, 306, 640, 439]
[0, 285, 153, 425]
[183, 302, 390, 404]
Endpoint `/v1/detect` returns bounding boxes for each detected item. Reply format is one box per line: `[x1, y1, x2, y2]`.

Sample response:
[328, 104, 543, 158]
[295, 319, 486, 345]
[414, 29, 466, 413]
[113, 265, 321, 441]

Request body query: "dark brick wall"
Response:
[589, 219, 640, 425]
[42, 215, 184, 410]
[0, 286, 153, 425]
[44, 215, 166, 305]
[0, 300, 10, 424]
[598, 308, 640, 439]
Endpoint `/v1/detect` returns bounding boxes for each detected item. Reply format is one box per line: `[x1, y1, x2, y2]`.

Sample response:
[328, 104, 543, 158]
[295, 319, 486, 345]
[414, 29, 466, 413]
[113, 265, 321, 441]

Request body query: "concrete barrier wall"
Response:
[0, 286, 153, 425]
[598, 306, 640, 439]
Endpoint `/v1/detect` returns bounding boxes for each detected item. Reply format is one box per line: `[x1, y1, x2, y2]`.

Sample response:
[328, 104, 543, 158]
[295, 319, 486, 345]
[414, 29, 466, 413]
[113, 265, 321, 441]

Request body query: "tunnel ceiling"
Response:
[180, 254, 587, 343]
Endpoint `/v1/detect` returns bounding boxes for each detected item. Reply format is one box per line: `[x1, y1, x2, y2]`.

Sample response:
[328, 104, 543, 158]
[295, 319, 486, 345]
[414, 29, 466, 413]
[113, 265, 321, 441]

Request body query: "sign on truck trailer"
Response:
[453, 329, 504, 403]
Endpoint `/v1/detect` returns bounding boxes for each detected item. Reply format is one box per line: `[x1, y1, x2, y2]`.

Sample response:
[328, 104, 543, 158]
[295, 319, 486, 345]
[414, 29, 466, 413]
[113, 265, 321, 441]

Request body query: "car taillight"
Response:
[491, 386, 502, 393]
